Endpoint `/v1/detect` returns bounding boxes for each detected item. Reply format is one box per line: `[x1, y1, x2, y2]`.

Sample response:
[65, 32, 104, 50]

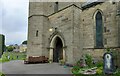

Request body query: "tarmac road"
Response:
[0, 60, 72, 74]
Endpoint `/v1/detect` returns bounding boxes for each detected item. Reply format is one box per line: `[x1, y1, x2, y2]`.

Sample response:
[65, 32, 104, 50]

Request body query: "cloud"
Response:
[0, 0, 3, 33]
[5, 32, 27, 45]
[1, 0, 29, 45]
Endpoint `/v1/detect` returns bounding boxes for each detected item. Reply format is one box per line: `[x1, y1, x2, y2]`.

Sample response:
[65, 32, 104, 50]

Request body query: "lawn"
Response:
[0, 72, 5, 76]
[0, 52, 26, 63]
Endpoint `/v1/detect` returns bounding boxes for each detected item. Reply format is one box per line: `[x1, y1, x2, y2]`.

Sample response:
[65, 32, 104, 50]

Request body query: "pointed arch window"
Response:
[95, 11, 103, 48]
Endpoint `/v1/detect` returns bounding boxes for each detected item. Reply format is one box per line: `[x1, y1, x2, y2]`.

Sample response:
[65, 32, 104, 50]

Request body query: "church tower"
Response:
[27, 2, 49, 57]
[27, 1, 84, 64]
[27, 1, 83, 59]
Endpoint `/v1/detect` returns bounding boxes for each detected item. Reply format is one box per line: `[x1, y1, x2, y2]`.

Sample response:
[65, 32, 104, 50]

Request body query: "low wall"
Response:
[83, 48, 105, 61]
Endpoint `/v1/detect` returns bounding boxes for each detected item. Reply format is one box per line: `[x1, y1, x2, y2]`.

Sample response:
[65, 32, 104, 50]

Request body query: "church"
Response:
[27, 0, 120, 67]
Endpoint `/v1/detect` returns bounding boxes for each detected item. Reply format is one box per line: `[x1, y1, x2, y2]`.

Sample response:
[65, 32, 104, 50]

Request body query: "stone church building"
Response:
[27, 1, 120, 66]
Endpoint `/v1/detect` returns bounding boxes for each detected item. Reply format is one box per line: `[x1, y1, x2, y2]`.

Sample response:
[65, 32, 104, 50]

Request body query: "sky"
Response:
[0, 0, 29, 45]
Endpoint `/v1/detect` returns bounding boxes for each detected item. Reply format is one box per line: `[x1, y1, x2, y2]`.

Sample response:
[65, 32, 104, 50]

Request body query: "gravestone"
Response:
[103, 52, 115, 74]
[16, 55, 18, 59]
[7, 55, 10, 60]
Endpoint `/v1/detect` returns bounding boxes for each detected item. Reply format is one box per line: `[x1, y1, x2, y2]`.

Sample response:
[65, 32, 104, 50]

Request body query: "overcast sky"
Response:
[0, 0, 29, 45]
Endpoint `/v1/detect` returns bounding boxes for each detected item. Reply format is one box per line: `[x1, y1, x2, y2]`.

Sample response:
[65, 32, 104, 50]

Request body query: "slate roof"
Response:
[81, 0, 104, 10]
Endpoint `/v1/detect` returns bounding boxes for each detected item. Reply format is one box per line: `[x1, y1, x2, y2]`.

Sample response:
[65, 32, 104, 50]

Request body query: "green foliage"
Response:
[106, 48, 110, 52]
[96, 66, 103, 75]
[96, 61, 103, 68]
[0, 57, 9, 63]
[22, 40, 27, 44]
[0, 72, 5, 76]
[114, 69, 120, 76]
[48, 59, 52, 63]
[85, 54, 93, 67]
[6, 46, 14, 52]
[59, 59, 65, 65]
[0, 52, 26, 63]
[72, 66, 80, 74]
[76, 60, 80, 66]
[72, 55, 120, 76]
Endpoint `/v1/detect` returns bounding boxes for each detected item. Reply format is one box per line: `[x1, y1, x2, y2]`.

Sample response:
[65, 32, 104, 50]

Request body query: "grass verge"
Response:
[0, 52, 26, 63]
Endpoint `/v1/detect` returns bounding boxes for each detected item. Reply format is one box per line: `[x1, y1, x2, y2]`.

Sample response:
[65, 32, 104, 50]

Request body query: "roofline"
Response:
[48, 4, 82, 17]
[28, 4, 82, 18]
[28, 15, 48, 19]
[81, 2, 104, 10]
[28, 2, 105, 18]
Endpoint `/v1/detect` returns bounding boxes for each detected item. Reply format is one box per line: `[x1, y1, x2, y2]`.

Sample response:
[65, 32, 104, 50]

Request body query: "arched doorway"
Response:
[53, 37, 63, 62]
[49, 35, 66, 63]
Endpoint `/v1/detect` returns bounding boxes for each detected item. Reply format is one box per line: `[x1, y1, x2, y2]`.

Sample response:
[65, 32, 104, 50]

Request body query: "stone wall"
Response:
[72, 6, 83, 62]
[29, 2, 45, 16]
[28, 2, 120, 64]
[48, 6, 75, 63]
[81, 2, 119, 48]
[29, 2, 83, 16]
[112, 48, 120, 68]
[46, 2, 82, 16]
[47, 5, 84, 64]
[83, 49, 105, 61]
[28, 2, 50, 56]
[27, 16, 45, 56]
[117, 2, 120, 47]
[81, 2, 120, 68]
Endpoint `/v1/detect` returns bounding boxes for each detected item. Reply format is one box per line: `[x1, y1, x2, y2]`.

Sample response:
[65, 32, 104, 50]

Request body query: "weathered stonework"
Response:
[28, 1, 120, 66]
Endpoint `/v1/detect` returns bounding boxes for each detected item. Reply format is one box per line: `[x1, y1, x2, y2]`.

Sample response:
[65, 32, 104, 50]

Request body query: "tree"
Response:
[6, 46, 14, 52]
[22, 40, 27, 44]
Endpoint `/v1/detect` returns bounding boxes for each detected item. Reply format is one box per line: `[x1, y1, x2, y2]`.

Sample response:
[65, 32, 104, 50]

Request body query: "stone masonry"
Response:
[28, 1, 120, 66]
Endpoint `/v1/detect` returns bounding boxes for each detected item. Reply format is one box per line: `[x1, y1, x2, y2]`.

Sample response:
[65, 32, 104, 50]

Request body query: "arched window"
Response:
[95, 11, 103, 48]
[36, 30, 38, 37]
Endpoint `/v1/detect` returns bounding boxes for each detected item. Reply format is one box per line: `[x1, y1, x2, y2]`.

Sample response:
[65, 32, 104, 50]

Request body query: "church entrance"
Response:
[49, 34, 66, 63]
[53, 37, 63, 62]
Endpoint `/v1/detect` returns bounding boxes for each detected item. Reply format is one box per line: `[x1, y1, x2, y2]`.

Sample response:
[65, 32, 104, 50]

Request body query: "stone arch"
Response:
[92, 9, 104, 19]
[49, 31, 66, 62]
[49, 31, 66, 46]
[50, 35, 65, 47]
[93, 9, 104, 48]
